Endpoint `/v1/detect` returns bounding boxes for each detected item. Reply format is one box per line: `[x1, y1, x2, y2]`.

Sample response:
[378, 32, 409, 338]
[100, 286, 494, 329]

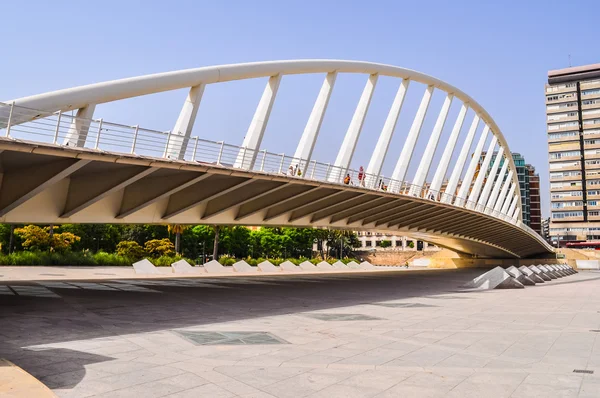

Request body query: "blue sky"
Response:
[3, 0, 600, 216]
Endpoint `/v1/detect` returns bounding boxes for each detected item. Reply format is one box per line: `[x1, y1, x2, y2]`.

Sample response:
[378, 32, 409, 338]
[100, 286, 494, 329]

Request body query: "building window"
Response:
[375, 241, 381, 246]
[552, 211, 584, 219]
[365, 241, 372, 247]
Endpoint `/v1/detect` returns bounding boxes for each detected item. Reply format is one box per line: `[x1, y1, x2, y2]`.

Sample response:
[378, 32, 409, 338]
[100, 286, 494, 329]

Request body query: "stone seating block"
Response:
[462, 266, 524, 290]
[280, 260, 301, 272]
[299, 261, 317, 271]
[133, 259, 162, 275]
[258, 260, 279, 272]
[172, 259, 205, 274]
[233, 260, 257, 273]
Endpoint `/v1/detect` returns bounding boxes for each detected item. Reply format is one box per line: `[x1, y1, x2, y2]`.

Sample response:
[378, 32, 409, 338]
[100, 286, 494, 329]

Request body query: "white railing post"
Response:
[192, 136, 199, 161]
[5, 102, 14, 137]
[260, 149, 267, 171]
[53, 110, 62, 144]
[94, 118, 103, 149]
[310, 160, 316, 179]
[131, 125, 139, 154]
[240, 147, 248, 169]
[278, 153, 285, 174]
[162, 130, 172, 158]
[217, 141, 224, 165]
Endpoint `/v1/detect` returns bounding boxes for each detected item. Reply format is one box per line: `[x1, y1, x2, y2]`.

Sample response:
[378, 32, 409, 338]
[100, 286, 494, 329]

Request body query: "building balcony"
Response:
[550, 175, 583, 182]
[552, 206, 584, 212]
[547, 125, 581, 133]
[548, 135, 580, 144]
[582, 92, 600, 101]
[582, 102, 600, 110]
[581, 81, 600, 90]
[552, 215, 585, 222]
[551, 185, 583, 192]
[546, 85, 578, 95]
[552, 195, 584, 202]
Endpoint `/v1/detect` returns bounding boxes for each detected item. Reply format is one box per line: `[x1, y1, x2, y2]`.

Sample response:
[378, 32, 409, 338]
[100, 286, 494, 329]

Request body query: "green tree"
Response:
[380, 240, 391, 248]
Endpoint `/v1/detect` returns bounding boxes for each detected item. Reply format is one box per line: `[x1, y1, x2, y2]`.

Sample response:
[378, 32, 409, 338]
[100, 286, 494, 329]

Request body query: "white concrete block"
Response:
[332, 261, 349, 270]
[203, 260, 233, 273]
[411, 258, 430, 267]
[359, 261, 375, 270]
[575, 260, 598, 270]
[547, 264, 567, 277]
[299, 261, 317, 271]
[171, 259, 205, 274]
[258, 260, 279, 272]
[538, 264, 558, 279]
[133, 259, 162, 274]
[528, 265, 552, 281]
[280, 260, 301, 272]
[233, 260, 257, 273]
[316, 261, 333, 270]
[462, 266, 524, 290]
[346, 261, 360, 269]
[519, 265, 544, 283]
[506, 265, 536, 286]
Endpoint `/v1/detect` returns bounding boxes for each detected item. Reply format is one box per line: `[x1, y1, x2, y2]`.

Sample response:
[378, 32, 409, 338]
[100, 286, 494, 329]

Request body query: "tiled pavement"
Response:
[1, 268, 600, 397]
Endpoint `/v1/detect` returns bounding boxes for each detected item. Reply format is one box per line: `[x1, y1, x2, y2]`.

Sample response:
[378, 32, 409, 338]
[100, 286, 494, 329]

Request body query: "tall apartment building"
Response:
[546, 63, 600, 244]
[480, 152, 541, 233]
[528, 165, 542, 234]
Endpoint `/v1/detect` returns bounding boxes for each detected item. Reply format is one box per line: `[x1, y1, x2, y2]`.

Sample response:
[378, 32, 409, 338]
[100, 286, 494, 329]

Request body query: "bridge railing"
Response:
[0, 102, 539, 233]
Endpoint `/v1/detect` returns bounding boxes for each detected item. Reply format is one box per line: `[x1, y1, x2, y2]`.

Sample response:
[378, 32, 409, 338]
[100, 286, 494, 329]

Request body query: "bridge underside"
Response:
[0, 140, 550, 259]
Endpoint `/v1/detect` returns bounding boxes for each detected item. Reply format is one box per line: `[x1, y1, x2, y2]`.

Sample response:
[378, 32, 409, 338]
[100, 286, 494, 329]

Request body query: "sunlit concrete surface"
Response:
[1, 269, 600, 397]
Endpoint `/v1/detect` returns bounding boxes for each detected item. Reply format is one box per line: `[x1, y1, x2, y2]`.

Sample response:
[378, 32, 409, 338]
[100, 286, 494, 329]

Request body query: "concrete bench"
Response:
[203, 260, 233, 273]
[133, 259, 163, 275]
[317, 261, 333, 270]
[299, 261, 317, 271]
[171, 259, 206, 274]
[280, 260, 301, 272]
[332, 261, 349, 270]
[359, 261, 375, 270]
[346, 261, 360, 269]
[258, 260, 279, 272]
[233, 260, 257, 273]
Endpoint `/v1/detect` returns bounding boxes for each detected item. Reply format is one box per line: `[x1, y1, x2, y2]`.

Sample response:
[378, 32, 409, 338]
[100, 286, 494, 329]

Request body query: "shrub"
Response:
[218, 257, 235, 266]
[116, 241, 145, 260]
[380, 240, 391, 248]
[93, 251, 131, 266]
[145, 238, 175, 257]
[154, 255, 183, 267]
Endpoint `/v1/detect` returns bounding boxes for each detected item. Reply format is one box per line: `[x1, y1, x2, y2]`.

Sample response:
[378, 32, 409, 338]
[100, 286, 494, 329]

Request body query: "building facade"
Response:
[528, 165, 542, 234]
[355, 232, 439, 251]
[480, 152, 541, 234]
[546, 63, 600, 244]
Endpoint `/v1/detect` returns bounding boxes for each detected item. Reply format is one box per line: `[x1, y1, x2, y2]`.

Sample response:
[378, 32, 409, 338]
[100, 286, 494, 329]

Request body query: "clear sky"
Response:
[3, 0, 600, 217]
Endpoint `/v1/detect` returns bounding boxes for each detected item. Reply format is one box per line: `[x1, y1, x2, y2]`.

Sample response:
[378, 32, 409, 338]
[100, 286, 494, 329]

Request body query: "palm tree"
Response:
[213, 225, 220, 260]
[167, 224, 188, 254]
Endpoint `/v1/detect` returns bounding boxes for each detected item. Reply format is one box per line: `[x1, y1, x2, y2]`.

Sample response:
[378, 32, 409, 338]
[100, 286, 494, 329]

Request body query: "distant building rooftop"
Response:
[548, 63, 600, 84]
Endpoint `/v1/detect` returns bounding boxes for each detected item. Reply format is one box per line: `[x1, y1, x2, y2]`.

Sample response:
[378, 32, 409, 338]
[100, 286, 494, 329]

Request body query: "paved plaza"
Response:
[1, 268, 600, 397]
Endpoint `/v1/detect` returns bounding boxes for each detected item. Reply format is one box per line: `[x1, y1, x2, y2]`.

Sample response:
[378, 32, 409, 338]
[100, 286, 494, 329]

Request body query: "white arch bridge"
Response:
[0, 60, 552, 258]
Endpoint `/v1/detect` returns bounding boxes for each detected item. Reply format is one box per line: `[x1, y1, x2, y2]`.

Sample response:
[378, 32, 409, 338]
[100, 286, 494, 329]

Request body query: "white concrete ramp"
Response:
[332, 261, 349, 270]
[299, 261, 317, 271]
[529, 265, 552, 281]
[258, 260, 279, 272]
[346, 261, 360, 269]
[462, 266, 524, 290]
[411, 258, 430, 267]
[519, 266, 544, 283]
[133, 259, 162, 275]
[506, 265, 536, 286]
[233, 260, 257, 273]
[359, 261, 375, 270]
[171, 259, 205, 274]
[203, 260, 233, 273]
[280, 260, 301, 272]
